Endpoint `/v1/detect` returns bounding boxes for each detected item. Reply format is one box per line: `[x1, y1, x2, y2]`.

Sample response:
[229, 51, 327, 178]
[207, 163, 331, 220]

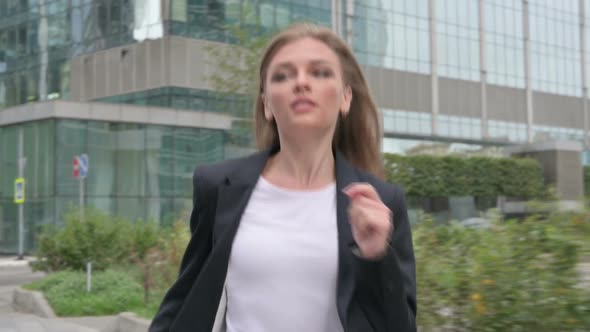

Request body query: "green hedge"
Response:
[384, 154, 545, 199]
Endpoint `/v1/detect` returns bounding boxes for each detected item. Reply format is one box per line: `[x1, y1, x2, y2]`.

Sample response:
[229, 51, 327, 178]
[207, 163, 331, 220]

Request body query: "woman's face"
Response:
[263, 37, 352, 140]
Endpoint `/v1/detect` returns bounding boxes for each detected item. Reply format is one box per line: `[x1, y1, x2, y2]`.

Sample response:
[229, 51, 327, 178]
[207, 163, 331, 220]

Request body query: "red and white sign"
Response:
[73, 157, 80, 179]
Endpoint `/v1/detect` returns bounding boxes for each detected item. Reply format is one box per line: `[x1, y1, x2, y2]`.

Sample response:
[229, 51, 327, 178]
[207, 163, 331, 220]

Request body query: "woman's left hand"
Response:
[344, 183, 393, 260]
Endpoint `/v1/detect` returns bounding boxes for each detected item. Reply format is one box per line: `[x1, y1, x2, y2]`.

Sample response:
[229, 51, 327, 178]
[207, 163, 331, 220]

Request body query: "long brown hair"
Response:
[255, 23, 385, 179]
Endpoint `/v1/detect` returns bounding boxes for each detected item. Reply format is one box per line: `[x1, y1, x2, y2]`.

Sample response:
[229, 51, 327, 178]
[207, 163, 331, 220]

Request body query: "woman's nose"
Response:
[293, 72, 311, 93]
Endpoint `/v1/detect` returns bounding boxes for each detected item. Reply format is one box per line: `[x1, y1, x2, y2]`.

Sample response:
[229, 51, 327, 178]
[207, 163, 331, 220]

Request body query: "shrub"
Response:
[25, 270, 143, 316]
[384, 154, 545, 199]
[32, 207, 134, 272]
[32, 207, 167, 273]
[414, 211, 590, 331]
[132, 216, 191, 304]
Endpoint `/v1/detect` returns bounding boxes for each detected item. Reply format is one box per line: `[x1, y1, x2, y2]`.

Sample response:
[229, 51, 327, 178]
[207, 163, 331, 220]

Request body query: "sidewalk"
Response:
[0, 256, 110, 332]
[0, 313, 98, 332]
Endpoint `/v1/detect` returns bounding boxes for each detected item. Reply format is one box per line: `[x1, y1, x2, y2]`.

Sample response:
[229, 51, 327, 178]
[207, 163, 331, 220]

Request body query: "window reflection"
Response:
[383, 109, 432, 136]
[533, 125, 585, 142]
[488, 120, 527, 142]
[485, 0, 525, 88]
[354, 0, 430, 74]
[530, 0, 581, 96]
[437, 0, 480, 81]
[0, 0, 140, 108]
[383, 137, 503, 157]
[96, 87, 252, 117]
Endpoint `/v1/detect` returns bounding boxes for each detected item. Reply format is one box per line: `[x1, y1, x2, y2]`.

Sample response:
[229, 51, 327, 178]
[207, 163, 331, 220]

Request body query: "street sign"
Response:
[74, 154, 89, 179]
[14, 178, 25, 204]
[73, 157, 80, 178]
[79, 154, 89, 179]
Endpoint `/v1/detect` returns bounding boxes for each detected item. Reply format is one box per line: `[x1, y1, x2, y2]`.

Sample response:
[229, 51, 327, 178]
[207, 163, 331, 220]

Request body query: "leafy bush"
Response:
[30, 205, 192, 318]
[384, 154, 545, 199]
[25, 216, 191, 319]
[32, 207, 165, 273]
[414, 210, 590, 331]
[25, 270, 143, 316]
[131, 217, 190, 304]
[32, 207, 134, 272]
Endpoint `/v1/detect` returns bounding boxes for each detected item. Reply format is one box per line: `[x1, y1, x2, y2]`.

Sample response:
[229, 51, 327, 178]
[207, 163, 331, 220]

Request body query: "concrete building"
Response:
[0, 0, 589, 252]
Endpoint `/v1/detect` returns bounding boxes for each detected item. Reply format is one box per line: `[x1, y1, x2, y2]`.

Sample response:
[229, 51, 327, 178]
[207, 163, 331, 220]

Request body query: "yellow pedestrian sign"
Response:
[15, 178, 25, 204]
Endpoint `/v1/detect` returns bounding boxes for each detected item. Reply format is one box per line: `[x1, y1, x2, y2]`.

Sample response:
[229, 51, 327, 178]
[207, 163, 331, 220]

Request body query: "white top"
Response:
[225, 177, 344, 332]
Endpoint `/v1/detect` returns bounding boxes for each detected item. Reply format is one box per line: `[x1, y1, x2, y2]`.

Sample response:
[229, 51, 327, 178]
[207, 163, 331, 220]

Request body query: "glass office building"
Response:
[1, 0, 589, 252]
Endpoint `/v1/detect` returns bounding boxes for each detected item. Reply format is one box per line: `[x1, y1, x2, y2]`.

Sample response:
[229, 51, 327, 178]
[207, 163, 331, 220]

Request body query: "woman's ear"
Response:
[262, 94, 274, 121]
[340, 85, 353, 116]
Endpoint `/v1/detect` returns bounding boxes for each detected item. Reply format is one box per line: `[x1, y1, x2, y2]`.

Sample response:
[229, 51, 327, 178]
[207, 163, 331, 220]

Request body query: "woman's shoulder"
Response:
[193, 150, 268, 185]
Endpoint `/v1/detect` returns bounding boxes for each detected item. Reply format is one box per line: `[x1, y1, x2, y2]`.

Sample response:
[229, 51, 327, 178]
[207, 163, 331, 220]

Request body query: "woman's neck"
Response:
[263, 139, 335, 190]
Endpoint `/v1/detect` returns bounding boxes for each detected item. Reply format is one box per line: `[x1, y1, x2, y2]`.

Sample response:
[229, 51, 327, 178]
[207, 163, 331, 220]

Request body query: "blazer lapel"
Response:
[212, 149, 274, 245]
[206, 149, 274, 332]
[334, 150, 361, 328]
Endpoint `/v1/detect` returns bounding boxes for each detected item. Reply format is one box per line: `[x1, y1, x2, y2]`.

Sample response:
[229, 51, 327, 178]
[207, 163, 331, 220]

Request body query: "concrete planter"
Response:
[12, 287, 151, 332]
[12, 287, 56, 318]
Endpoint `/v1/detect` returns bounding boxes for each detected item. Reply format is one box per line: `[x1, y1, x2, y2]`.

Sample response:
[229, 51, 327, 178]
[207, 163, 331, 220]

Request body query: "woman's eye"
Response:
[271, 72, 288, 82]
[312, 68, 333, 78]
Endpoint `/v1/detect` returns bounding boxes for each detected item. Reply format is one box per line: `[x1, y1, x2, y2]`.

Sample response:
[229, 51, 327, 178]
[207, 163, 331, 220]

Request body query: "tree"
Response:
[205, 7, 276, 117]
[204, 5, 278, 152]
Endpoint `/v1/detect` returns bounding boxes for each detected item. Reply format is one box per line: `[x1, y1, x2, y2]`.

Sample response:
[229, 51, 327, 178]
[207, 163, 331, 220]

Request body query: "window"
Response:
[437, 0, 480, 81]
[485, 0, 525, 88]
[530, 0, 581, 96]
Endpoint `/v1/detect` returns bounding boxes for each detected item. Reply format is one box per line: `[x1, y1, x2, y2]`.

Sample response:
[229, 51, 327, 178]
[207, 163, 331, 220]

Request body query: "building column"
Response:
[345, 0, 354, 46]
[429, 0, 439, 136]
[332, 0, 342, 35]
[523, 0, 534, 143]
[479, 0, 489, 139]
[580, 0, 589, 148]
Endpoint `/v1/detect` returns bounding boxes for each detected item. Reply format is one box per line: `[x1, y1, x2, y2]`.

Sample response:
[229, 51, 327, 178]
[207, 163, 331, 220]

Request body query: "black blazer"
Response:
[149, 147, 417, 332]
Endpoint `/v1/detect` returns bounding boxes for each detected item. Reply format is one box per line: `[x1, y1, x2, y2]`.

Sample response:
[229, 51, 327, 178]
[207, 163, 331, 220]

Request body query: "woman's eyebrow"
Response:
[271, 59, 334, 70]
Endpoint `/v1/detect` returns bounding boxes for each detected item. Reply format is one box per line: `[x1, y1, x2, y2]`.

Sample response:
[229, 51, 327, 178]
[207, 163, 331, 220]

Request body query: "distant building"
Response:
[0, 0, 588, 252]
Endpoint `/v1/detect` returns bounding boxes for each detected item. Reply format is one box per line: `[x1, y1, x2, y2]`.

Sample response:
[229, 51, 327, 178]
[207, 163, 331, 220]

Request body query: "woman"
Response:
[149, 23, 416, 332]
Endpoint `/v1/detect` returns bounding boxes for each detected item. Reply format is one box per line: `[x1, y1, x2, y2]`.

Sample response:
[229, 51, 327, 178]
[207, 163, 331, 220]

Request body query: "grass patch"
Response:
[24, 269, 153, 317]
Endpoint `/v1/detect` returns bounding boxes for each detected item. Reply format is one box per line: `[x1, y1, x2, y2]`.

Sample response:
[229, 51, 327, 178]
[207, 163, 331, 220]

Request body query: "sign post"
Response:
[15, 177, 25, 260]
[74, 154, 89, 222]
[16, 127, 26, 260]
[74, 154, 91, 292]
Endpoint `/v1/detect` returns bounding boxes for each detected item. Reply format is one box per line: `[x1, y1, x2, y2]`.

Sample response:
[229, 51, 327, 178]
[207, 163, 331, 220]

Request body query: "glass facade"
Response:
[439, 114, 482, 140]
[383, 109, 432, 136]
[533, 124, 585, 142]
[0, 0, 166, 109]
[168, 0, 331, 43]
[585, 0, 590, 97]
[488, 120, 528, 142]
[382, 137, 505, 156]
[96, 87, 251, 117]
[353, 0, 430, 73]
[484, 0, 525, 88]
[529, 0, 582, 96]
[0, 119, 225, 253]
[437, 0, 480, 81]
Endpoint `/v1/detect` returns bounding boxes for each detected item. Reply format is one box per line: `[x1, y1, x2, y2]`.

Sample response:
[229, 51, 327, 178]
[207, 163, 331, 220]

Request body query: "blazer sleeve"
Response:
[354, 186, 417, 332]
[149, 168, 214, 332]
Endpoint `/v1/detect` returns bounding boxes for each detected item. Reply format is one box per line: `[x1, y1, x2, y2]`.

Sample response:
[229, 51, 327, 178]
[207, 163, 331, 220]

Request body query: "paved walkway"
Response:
[0, 313, 98, 332]
[0, 256, 108, 332]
